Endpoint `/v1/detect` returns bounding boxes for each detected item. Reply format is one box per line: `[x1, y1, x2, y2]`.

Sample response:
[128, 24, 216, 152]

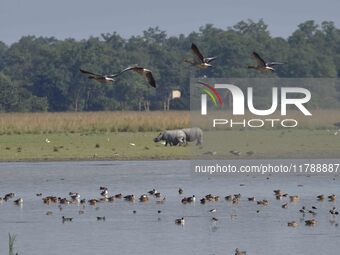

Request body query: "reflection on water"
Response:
[0, 160, 339, 255]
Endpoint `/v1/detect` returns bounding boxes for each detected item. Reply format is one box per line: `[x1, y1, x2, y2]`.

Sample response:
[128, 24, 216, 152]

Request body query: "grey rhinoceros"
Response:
[154, 127, 203, 146]
[153, 129, 186, 146]
[182, 127, 203, 145]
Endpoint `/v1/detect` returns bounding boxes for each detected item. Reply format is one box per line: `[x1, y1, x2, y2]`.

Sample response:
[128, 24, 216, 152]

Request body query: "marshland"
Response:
[1, 6, 340, 254]
[0, 110, 339, 161]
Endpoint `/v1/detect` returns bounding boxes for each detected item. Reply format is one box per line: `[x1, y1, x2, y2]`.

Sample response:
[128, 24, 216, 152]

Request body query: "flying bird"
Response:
[113, 66, 156, 88]
[80, 69, 115, 83]
[184, 43, 217, 68]
[248, 52, 284, 72]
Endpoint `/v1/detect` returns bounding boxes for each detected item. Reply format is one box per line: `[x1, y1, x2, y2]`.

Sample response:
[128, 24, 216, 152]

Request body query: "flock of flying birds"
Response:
[79, 43, 284, 88]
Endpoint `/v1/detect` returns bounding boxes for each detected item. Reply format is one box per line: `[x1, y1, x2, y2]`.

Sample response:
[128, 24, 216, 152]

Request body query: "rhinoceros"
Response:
[182, 127, 203, 145]
[153, 130, 186, 146]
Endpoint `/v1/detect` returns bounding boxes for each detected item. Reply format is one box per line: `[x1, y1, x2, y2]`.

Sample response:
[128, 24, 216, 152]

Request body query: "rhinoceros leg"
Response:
[178, 136, 186, 146]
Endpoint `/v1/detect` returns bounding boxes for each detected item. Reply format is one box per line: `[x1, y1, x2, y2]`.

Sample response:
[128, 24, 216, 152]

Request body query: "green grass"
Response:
[0, 129, 339, 161]
[0, 132, 190, 161]
[196, 129, 340, 159]
[0, 110, 338, 161]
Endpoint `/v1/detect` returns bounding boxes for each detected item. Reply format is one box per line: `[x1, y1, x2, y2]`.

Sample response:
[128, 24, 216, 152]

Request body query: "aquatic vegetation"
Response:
[8, 233, 16, 255]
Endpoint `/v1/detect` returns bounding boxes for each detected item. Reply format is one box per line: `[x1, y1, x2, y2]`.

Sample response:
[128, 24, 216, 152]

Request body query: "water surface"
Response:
[0, 160, 339, 255]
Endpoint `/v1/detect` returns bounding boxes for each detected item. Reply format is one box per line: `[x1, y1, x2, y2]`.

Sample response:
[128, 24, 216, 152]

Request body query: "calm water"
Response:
[0, 160, 339, 255]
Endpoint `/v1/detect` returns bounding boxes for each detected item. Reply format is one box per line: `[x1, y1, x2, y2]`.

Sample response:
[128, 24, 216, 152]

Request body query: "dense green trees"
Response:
[0, 20, 340, 112]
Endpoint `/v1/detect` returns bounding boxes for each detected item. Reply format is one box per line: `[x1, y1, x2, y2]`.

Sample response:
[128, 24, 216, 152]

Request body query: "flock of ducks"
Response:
[80, 43, 284, 88]
[0, 192, 23, 205]
[1, 185, 338, 254]
[1, 188, 338, 223]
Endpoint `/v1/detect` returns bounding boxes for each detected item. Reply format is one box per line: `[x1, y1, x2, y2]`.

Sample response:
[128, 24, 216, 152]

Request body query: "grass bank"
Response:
[0, 130, 339, 161]
[0, 111, 339, 161]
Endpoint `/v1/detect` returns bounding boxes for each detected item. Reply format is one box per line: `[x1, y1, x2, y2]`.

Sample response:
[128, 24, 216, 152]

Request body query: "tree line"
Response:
[0, 19, 340, 112]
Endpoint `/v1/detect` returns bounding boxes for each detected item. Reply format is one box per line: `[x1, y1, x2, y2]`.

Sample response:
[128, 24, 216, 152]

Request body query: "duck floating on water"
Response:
[317, 194, 324, 201]
[62, 216, 73, 223]
[287, 221, 298, 227]
[328, 194, 336, 202]
[305, 219, 317, 226]
[235, 248, 247, 255]
[175, 217, 185, 225]
[139, 194, 149, 202]
[14, 198, 23, 205]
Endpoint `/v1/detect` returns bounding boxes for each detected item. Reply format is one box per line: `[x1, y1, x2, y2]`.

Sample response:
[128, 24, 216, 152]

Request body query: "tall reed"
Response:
[0, 110, 338, 135]
[8, 233, 16, 255]
[0, 111, 189, 134]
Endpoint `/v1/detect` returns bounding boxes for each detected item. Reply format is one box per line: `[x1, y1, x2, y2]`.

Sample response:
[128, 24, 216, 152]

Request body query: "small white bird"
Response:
[129, 143, 136, 146]
[45, 138, 51, 143]
[101, 190, 108, 197]
[14, 198, 23, 205]
[230, 150, 241, 156]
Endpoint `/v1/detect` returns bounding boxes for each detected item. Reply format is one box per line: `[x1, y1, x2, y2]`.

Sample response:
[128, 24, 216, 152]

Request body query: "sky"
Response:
[1, 0, 340, 45]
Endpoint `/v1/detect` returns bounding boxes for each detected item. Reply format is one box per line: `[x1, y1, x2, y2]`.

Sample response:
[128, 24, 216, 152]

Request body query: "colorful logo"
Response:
[197, 81, 223, 108]
[197, 81, 312, 128]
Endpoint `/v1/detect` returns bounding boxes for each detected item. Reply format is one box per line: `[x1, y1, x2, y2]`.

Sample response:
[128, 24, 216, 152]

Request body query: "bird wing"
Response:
[113, 66, 156, 88]
[145, 70, 156, 88]
[79, 69, 103, 77]
[204, 56, 217, 63]
[252, 52, 266, 67]
[111, 66, 138, 77]
[267, 62, 285, 67]
[191, 43, 204, 62]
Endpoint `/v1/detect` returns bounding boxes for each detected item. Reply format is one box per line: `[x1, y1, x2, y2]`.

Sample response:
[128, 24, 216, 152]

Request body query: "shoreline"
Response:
[1, 156, 340, 163]
[1, 129, 339, 162]
[0, 156, 191, 163]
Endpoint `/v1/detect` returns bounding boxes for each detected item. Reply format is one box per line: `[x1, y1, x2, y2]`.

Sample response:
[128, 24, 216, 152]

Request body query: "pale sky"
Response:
[1, 0, 340, 45]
